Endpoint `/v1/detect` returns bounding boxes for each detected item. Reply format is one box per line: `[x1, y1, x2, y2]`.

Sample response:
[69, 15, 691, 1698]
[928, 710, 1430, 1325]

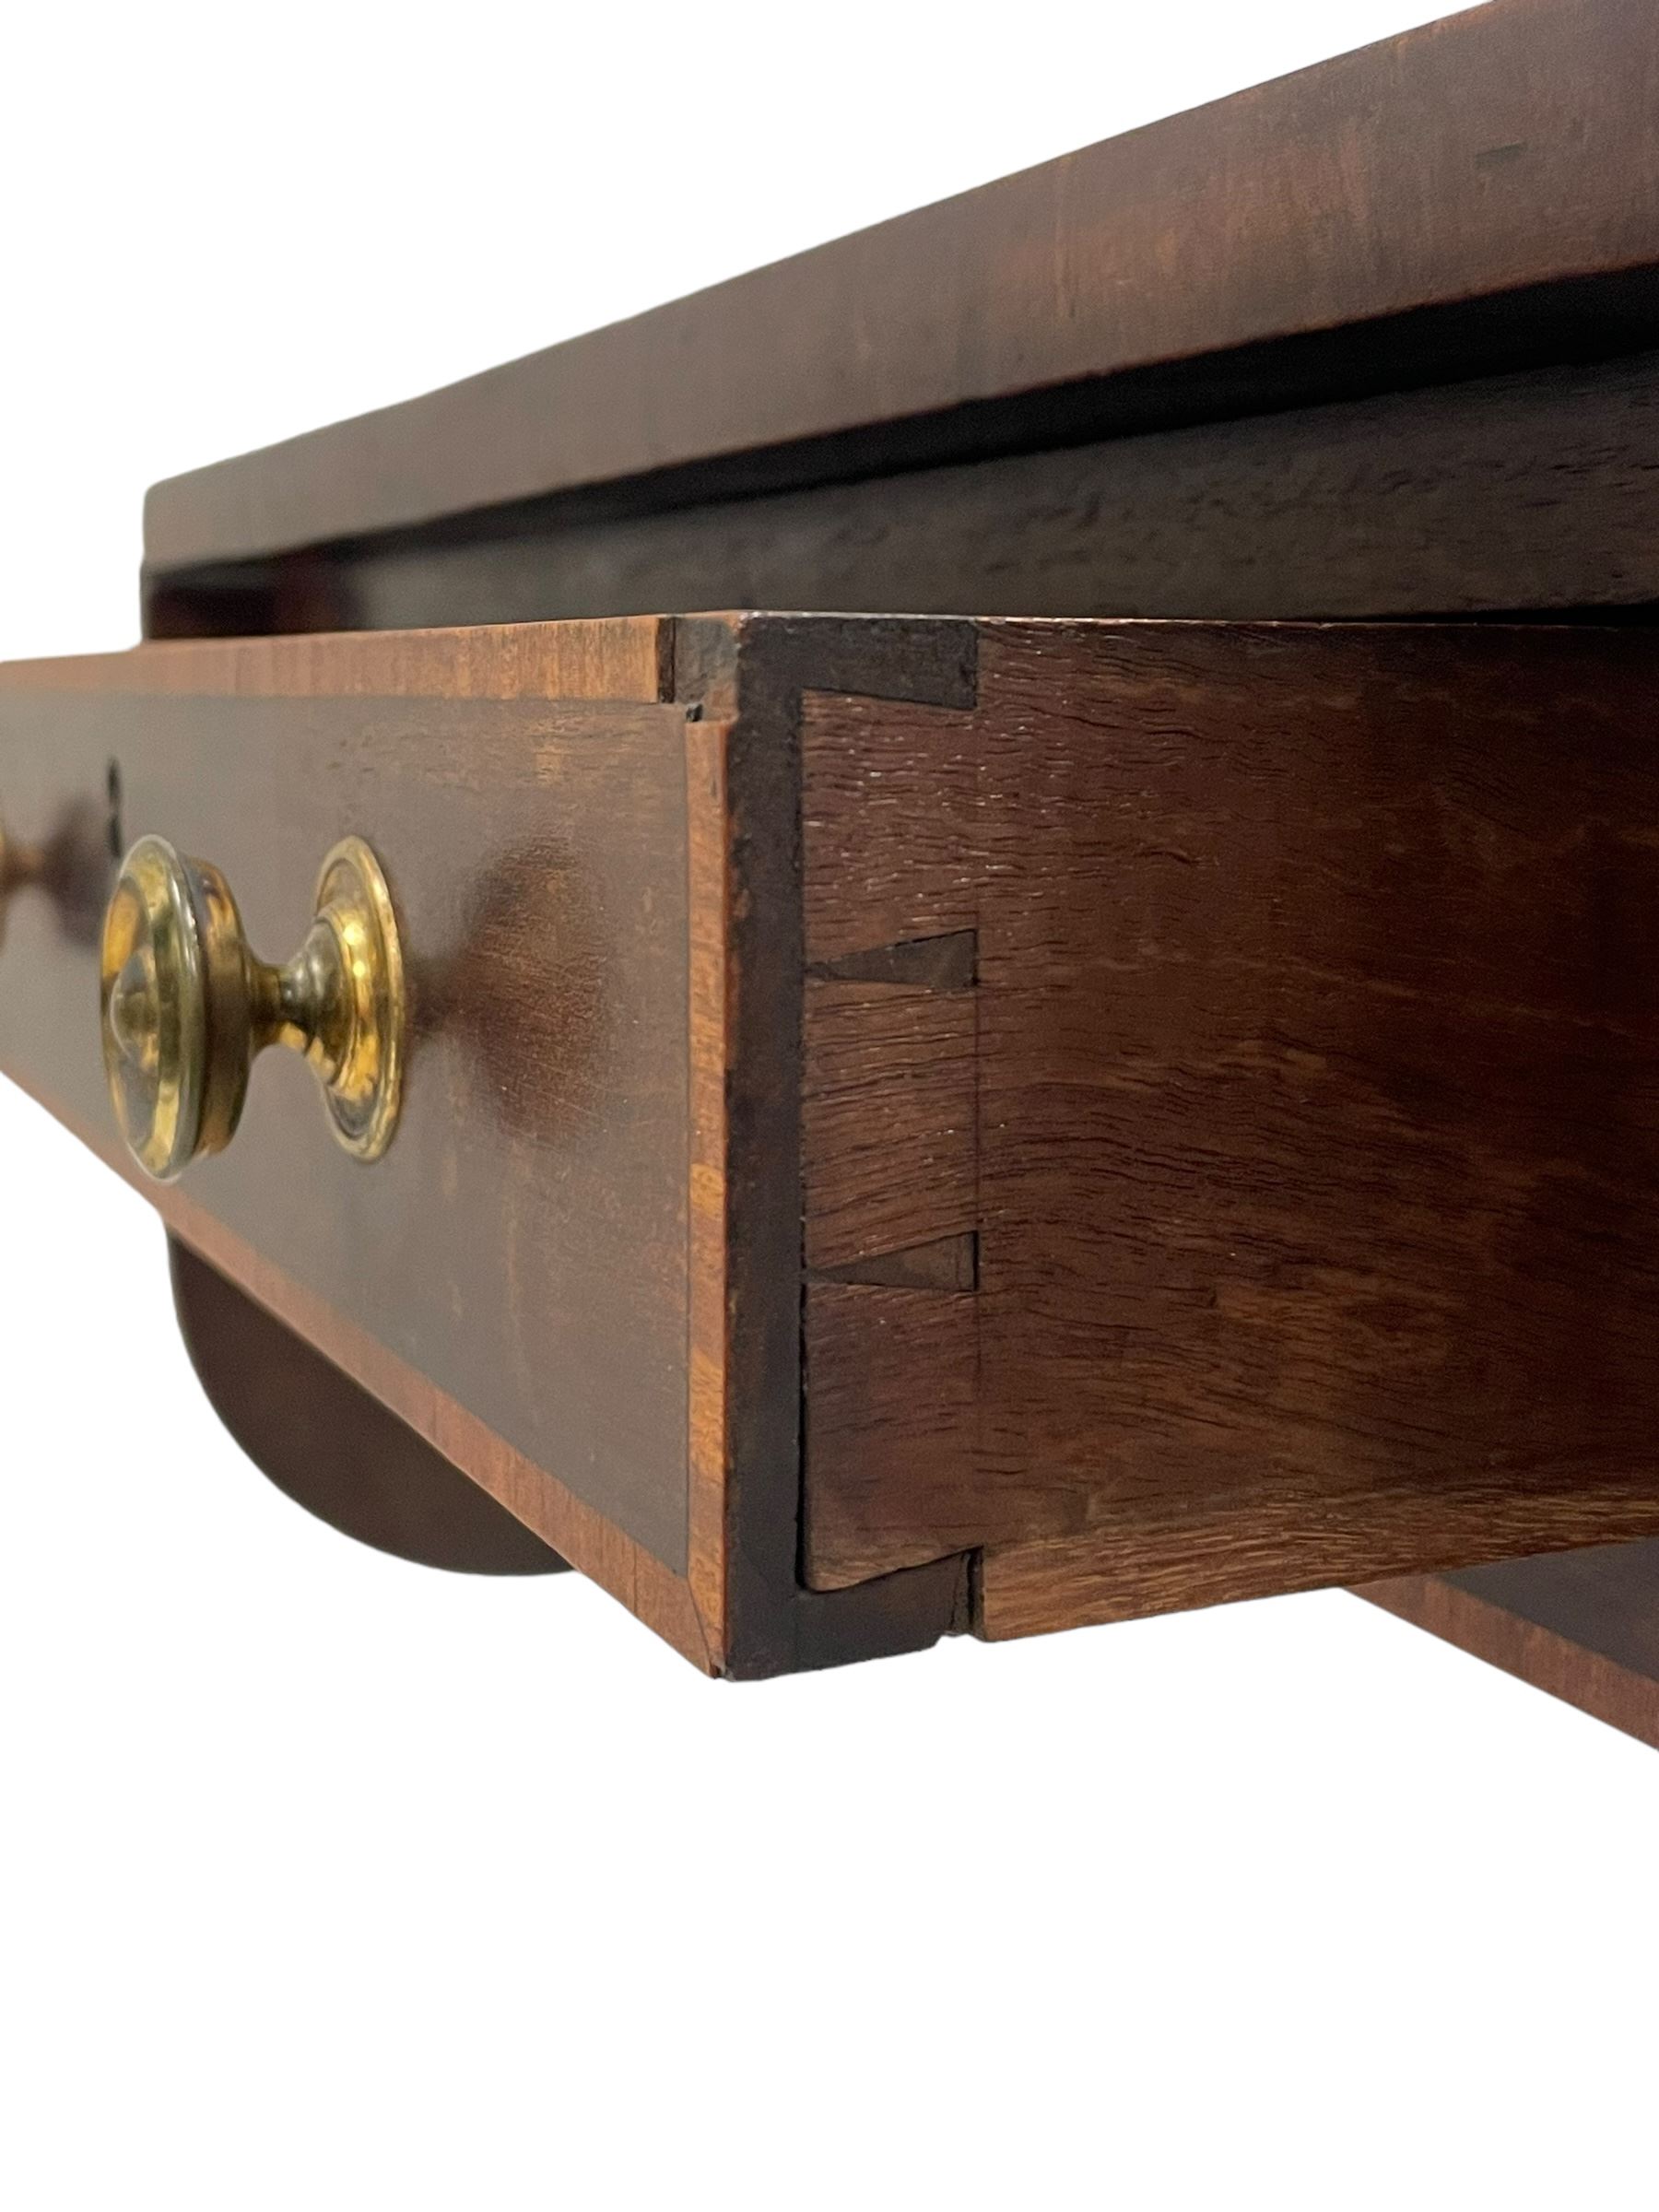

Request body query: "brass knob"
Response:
[100, 834, 406, 1182]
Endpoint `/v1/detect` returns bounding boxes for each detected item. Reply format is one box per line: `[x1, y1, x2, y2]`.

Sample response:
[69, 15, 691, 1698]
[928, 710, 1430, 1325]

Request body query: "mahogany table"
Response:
[4, 0, 1658, 1727]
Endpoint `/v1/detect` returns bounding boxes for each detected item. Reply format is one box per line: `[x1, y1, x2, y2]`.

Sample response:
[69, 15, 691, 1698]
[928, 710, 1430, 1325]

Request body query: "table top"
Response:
[146, 0, 1659, 581]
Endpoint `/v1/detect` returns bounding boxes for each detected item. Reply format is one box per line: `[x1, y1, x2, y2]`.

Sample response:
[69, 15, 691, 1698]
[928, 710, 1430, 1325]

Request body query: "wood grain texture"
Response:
[803, 981, 976, 1272]
[805, 1286, 980, 1590]
[24, 612, 1659, 1676]
[804, 619, 1659, 1618]
[1359, 1543, 1659, 1747]
[0, 1072, 715, 1665]
[684, 708, 732, 1654]
[2, 613, 991, 1679]
[169, 1239, 570, 1575]
[0, 618, 671, 703]
[811, 1232, 979, 1291]
[0, 624, 716, 1665]
[325, 351, 1659, 632]
[145, 0, 1659, 576]
[801, 695, 979, 961]
[979, 1494, 1659, 1645]
[672, 614, 978, 1676]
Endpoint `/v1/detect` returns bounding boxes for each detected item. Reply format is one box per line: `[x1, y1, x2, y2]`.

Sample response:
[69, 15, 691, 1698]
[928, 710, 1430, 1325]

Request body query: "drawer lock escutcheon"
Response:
[100, 834, 406, 1182]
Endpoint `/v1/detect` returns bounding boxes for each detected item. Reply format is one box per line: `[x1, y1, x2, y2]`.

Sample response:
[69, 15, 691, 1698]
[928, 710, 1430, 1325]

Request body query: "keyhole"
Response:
[106, 760, 124, 862]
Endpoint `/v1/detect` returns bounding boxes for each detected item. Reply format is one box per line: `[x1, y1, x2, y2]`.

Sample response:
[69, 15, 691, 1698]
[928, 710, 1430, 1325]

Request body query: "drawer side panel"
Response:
[802, 620, 1659, 1624]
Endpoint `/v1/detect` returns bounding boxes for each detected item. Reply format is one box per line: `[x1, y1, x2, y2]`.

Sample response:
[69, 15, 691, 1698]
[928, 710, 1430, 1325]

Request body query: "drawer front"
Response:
[0, 623, 703, 1604]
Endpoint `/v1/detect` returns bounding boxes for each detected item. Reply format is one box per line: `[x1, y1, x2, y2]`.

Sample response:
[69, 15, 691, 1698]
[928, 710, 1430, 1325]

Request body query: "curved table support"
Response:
[169, 1237, 568, 1576]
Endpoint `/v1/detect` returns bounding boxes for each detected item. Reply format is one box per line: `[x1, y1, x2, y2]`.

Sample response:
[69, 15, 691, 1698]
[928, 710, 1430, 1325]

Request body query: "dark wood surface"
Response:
[0, 624, 710, 1653]
[112, 0, 1659, 1724]
[18, 614, 1659, 1675]
[1360, 1544, 1659, 1747]
[803, 982, 976, 1272]
[144, 0, 1659, 591]
[170, 1239, 569, 1574]
[674, 614, 979, 1676]
[0, 616, 983, 1678]
[799, 619, 1659, 1630]
[276, 349, 1659, 634]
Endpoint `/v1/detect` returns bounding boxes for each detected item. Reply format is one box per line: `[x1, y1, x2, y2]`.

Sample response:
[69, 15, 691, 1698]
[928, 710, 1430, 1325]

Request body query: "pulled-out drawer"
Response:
[4, 612, 1659, 1675]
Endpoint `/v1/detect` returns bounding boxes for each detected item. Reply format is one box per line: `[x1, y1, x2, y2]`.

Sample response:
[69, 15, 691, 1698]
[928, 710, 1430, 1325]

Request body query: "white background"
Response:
[4, 3, 1656, 2206]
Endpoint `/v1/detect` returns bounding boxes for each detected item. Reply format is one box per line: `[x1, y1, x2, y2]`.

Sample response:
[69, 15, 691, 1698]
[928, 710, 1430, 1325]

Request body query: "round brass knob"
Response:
[100, 834, 406, 1182]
